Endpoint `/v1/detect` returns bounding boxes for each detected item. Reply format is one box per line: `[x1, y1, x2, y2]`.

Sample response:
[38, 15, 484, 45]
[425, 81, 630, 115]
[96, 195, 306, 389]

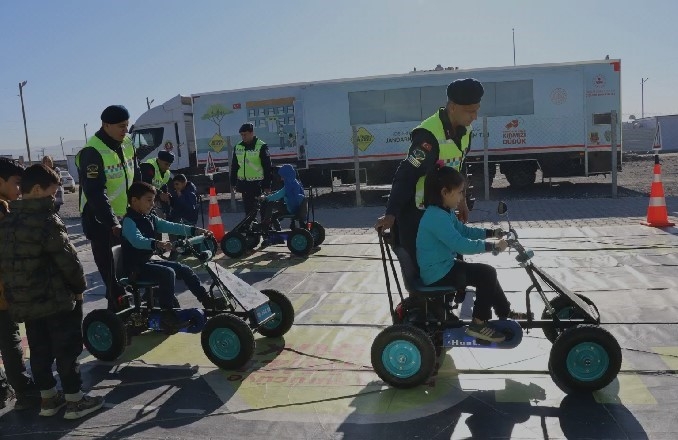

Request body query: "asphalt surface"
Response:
[1, 154, 678, 439]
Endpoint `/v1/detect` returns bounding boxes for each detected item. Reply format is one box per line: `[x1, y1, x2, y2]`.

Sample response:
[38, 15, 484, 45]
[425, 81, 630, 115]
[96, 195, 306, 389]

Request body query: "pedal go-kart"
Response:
[371, 201, 621, 394]
[83, 235, 295, 370]
[221, 188, 325, 258]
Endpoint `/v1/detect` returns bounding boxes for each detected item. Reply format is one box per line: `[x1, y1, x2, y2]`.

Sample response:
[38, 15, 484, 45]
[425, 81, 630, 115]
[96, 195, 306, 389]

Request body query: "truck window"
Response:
[132, 127, 164, 161]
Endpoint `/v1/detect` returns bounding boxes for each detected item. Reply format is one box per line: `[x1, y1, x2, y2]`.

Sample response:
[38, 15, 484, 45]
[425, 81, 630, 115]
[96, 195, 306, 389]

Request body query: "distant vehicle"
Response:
[60, 170, 76, 193]
[131, 59, 622, 188]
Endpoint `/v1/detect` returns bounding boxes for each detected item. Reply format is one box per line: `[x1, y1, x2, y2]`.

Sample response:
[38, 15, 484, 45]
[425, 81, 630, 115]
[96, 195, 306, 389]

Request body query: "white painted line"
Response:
[175, 408, 206, 415]
[131, 405, 158, 411]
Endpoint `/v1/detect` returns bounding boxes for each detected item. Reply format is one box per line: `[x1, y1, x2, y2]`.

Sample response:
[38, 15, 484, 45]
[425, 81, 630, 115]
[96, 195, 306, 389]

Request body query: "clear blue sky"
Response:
[1, 0, 676, 158]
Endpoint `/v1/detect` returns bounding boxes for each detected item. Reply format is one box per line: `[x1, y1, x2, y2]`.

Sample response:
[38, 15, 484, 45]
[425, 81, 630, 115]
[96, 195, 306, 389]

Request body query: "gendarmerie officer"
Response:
[76, 105, 140, 310]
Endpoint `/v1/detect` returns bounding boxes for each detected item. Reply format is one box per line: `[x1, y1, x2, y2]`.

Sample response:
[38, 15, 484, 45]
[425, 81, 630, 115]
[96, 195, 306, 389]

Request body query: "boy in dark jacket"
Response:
[0, 158, 39, 411]
[0, 164, 104, 419]
[168, 174, 199, 226]
[121, 182, 222, 333]
[259, 164, 306, 248]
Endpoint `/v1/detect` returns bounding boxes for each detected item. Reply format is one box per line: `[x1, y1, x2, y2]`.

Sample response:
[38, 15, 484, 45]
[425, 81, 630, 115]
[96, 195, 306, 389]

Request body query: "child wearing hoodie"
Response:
[168, 174, 199, 227]
[259, 164, 305, 247]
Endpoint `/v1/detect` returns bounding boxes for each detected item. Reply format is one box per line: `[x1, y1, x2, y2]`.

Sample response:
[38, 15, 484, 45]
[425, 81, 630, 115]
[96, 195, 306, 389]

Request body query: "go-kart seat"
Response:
[392, 246, 459, 296]
[273, 197, 309, 228]
[112, 245, 160, 308]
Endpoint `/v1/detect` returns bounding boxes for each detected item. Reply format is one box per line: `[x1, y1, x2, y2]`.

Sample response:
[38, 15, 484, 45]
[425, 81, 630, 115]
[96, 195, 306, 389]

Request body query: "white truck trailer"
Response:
[130, 59, 622, 188]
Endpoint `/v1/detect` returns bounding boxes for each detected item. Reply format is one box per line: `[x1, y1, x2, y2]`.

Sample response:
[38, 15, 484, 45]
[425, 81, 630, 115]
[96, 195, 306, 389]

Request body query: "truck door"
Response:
[293, 100, 308, 169]
[184, 113, 197, 168]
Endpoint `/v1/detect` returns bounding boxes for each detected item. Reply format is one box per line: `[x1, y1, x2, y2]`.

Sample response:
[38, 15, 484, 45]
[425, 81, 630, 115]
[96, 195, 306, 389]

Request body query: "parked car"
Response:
[60, 170, 76, 193]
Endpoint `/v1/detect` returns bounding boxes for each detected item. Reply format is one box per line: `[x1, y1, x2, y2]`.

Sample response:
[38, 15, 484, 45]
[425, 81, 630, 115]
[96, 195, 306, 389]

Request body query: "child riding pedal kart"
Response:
[82, 182, 295, 370]
[221, 164, 325, 258]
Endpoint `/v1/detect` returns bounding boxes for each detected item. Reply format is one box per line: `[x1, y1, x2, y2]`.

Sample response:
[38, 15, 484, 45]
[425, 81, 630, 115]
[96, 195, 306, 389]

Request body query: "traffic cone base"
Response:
[208, 187, 226, 241]
[641, 162, 675, 228]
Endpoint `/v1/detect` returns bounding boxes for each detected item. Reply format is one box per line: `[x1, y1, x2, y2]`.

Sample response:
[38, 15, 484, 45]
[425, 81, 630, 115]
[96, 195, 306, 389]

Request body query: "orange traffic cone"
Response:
[641, 156, 675, 228]
[208, 187, 226, 240]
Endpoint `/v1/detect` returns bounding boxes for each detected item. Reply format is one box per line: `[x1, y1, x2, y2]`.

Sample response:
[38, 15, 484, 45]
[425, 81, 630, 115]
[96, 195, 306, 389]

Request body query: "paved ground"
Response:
[2, 180, 678, 438]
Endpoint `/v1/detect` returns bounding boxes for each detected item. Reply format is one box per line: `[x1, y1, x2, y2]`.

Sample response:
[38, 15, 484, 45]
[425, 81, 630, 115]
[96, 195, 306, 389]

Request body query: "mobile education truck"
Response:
[130, 59, 621, 188]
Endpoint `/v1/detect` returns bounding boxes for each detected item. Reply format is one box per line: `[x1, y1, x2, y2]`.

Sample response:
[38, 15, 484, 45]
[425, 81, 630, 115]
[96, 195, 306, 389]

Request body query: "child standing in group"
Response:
[0, 164, 104, 419]
[416, 164, 515, 343]
[121, 182, 223, 333]
[0, 158, 39, 411]
[259, 164, 305, 247]
[168, 174, 200, 227]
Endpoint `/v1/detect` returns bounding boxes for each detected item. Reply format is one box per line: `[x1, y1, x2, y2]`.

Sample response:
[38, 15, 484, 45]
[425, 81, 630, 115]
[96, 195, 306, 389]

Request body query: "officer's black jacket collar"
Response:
[437, 108, 467, 142]
[95, 128, 123, 150]
[241, 136, 259, 149]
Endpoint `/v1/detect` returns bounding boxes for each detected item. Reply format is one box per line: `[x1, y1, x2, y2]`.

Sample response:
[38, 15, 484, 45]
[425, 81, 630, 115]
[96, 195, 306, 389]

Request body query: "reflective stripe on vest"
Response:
[235, 140, 265, 181]
[77, 136, 135, 216]
[414, 113, 471, 209]
[145, 158, 170, 189]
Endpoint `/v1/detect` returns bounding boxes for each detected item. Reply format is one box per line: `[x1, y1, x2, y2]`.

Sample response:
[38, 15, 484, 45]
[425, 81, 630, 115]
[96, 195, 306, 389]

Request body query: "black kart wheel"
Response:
[221, 232, 247, 258]
[308, 222, 326, 246]
[258, 289, 295, 337]
[371, 325, 436, 389]
[201, 313, 255, 370]
[287, 228, 314, 256]
[83, 309, 127, 362]
[548, 325, 621, 394]
[542, 294, 599, 343]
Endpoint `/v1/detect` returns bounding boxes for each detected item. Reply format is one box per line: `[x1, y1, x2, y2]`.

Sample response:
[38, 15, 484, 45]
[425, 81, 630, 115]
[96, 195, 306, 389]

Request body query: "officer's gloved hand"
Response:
[492, 228, 505, 238]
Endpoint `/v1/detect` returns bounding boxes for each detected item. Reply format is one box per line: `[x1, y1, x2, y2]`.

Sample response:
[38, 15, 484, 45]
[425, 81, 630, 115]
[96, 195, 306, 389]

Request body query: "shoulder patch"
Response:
[86, 164, 99, 178]
[411, 148, 426, 161]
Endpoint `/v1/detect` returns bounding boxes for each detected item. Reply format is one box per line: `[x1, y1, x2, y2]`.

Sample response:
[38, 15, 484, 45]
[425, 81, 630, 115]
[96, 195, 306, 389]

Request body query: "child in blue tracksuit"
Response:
[259, 164, 305, 246]
[416, 164, 516, 343]
[121, 182, 220, 333]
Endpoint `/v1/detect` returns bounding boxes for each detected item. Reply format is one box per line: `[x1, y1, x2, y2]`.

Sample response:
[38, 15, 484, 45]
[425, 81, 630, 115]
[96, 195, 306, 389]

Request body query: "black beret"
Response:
[100, 105, 130, 124]
[239, 123, 254, 133]
[446, 78, 484, 105]
[158, 150, 175, 163]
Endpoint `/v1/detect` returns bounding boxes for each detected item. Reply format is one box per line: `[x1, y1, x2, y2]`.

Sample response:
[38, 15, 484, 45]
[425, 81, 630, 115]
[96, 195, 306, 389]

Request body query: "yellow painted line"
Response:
[593, 359, 656, 405]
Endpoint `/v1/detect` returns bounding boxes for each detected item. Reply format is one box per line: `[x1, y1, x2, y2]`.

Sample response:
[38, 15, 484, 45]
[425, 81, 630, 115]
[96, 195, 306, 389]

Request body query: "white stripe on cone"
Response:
[209, 216, 223, 225]
[649, 197, 668, 207]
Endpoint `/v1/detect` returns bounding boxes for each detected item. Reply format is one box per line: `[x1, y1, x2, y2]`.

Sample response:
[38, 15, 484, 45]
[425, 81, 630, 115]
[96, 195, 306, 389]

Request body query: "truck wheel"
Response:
[542, 294, 599, 343]
[201, 314, 255, 370]
[308, 222, 325, 246]
[548, 325, 621, 394]
[258, 289, 295, 337]
[83, 309, 127, 362]
[371, 325, 436, 389]
[221, 232, 247, 258]
[287, 228, 313, 256]
[503, 163, 537, 188]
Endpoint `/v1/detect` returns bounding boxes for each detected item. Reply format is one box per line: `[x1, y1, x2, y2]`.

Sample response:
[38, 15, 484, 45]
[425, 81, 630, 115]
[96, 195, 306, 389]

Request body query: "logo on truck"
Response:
[502, 118, 527, 145]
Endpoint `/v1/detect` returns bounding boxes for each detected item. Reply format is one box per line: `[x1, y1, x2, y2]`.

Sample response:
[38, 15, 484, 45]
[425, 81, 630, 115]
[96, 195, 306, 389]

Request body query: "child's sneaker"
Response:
[63, 395, 105, 420]
[201, 296, 228, 310]
[39, 392, 66, 417]
[160, 310, 188, 335]
[466, 322, 506, 343]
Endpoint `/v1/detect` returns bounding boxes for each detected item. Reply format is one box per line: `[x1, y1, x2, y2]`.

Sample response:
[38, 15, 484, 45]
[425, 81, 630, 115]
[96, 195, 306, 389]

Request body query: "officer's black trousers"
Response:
[89, 225, 124, 309]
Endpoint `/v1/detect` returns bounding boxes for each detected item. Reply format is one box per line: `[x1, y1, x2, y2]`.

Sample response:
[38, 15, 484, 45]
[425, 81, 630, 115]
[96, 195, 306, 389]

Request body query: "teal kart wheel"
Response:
[258, 289, 295, 338]
[201, 313, 255, 370]
[548, 325, 621, 394]
[371, 325, 436, 389]
[308, 222, 326, 246]
[542, 294, 599, 343]
[287, 228, 313, 256]
[221, 232, 247, 258]
[83, 309, 126, 362]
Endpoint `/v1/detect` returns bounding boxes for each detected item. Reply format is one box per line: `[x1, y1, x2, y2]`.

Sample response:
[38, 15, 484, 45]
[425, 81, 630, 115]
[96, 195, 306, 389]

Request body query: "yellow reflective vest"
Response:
[77, 136, 135, 216]
[145, 158, 170, 189]
[235, 139, 265, 181]
[414, 112, 472, 209]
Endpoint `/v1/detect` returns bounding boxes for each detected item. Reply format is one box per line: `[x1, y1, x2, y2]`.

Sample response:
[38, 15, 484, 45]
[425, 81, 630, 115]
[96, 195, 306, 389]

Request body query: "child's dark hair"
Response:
[422, 162, 465, 207]
[172, 173, 187, 183]
[20, 164, 59, 194]
[0, 157, 24, 181]
[127, 181, 156, 200]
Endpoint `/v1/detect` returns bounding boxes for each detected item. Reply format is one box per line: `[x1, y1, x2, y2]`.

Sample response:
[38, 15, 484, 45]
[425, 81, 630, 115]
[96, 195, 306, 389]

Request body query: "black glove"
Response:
[492, 228, 505, 238]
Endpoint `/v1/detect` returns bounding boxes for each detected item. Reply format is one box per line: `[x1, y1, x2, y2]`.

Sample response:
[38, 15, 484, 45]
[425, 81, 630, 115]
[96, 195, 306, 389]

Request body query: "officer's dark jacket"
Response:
[385, 108, 472, 218]
[79, 129, 140, 234]
[229, 136, 273, 188]
[0, 197, 86, 322]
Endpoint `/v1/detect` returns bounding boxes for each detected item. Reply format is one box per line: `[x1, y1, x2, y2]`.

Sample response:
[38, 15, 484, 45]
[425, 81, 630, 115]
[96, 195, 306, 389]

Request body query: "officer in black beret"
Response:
[375, 78, 484, 255]
[76, 105, 140, 311]
[140, 149, 175, 219]
[230, 122, 273, 218]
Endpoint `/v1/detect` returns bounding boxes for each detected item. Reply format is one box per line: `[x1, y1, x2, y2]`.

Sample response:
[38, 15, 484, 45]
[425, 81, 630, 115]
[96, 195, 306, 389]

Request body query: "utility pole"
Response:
[19, 81, 32, 164]
[641, 78, 649, 118]
[512, 28, 516, 66]
[60, 136, 66, 160]
[146, 97, 154, 110]
[84, 123, 88, 142]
